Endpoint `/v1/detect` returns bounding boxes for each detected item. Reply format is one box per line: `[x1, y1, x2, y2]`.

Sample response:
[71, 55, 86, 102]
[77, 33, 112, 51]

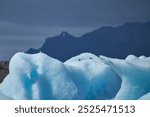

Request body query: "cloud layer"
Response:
[0, 0, 150, 60]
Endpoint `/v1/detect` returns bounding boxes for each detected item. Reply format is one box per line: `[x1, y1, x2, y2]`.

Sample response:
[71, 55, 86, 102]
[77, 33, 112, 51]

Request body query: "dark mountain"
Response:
[27, 21, 150, 61]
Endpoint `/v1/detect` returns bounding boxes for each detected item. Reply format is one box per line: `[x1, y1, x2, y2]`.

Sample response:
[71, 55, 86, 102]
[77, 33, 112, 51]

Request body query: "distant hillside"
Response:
[0, 61, 9, 83]
[27, 21, 150, 61]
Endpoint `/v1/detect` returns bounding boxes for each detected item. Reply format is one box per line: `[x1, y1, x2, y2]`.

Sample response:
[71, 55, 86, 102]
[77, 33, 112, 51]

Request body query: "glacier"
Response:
[0, 52, 150, 100]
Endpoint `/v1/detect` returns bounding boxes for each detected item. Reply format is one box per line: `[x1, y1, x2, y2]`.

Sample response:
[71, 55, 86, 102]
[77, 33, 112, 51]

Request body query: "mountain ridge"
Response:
[27, 21, 150, 61]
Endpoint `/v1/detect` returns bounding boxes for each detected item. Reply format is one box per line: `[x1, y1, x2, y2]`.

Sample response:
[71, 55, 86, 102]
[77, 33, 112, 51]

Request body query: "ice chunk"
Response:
[138, 56, 150, 61]
[1, 52, 150, 100]
[125, 55, 137, 60]
[100, 55, 150, 100]
[0, 52, 77, 100]
[0, 92, 12, 100]
[139, 55, 146, 59]
[65, 53, 121, 99]
[139, 92, 150, 100]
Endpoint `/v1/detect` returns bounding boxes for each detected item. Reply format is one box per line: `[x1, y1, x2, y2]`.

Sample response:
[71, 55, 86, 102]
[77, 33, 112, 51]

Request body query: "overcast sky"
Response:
[0, 0, 150, 60]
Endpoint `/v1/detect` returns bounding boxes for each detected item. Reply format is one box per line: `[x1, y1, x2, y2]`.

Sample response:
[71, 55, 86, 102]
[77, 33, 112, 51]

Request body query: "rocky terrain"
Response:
[0, 61, 9, 83]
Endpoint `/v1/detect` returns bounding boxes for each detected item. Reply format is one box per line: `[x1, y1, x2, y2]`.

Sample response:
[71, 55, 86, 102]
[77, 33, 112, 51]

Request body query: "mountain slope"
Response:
[0, 61, 9, 83]
[27, 21, 150, 61]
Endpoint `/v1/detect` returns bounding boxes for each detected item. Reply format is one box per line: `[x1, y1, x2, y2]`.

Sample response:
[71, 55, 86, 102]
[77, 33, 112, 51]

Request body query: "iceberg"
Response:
[64, 53, 121, 99]
[0, 52, 77, 100]
[100, 55, 150, 100]
[0, 52, 150, 100]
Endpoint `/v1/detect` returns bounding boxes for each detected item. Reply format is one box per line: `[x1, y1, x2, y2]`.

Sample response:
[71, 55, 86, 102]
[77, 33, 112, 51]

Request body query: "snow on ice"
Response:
[0, 52, 150, 100]
[0, 52, 77, 100]
[64, 53, 121, 99]
[100, 55, 150, 100]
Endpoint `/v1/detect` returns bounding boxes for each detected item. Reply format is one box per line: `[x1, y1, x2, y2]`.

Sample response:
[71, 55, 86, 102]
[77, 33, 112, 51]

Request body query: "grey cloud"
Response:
[0, 20, 93, 37]
[0, 0, 150, 60]
[0, 0, 150, 27]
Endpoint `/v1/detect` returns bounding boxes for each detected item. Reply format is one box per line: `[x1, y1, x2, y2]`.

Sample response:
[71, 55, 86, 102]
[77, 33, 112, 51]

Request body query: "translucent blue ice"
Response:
[0, 52, 77, 100]
[64, 53, 121, 99]
[0, 52, 150, 100]
[100, 55, 150, 100]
